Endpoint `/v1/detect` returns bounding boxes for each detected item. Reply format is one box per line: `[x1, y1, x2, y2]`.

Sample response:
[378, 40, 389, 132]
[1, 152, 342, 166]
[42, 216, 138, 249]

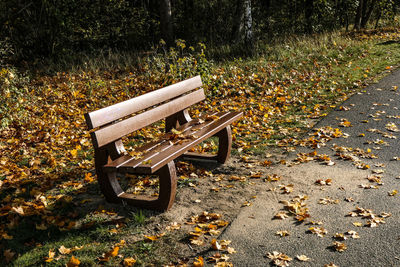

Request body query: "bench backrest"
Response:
[85, 75, 204, 149]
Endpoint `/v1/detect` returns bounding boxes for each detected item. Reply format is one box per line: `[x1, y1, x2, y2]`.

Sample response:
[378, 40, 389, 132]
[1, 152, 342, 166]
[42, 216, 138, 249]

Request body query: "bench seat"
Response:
[104, 111, 242, 174]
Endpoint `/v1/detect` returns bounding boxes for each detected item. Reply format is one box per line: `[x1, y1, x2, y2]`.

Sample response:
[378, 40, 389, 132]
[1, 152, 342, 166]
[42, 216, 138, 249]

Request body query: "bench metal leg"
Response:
[216, 125, 232, 164]
[182, 125, 233, 164]
[98, 161, 177, 211]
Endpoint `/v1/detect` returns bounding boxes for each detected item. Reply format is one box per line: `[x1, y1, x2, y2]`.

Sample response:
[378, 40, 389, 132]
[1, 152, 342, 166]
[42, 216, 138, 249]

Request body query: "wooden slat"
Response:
[120, 111, 243, 174]
[103, 112, 225, 172]
[85, 76, 202, 129]
[92, 89, 205, 148]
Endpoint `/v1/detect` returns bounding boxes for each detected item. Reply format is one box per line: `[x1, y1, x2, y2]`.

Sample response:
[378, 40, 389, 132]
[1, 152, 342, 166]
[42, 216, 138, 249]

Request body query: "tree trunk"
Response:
[243, 0, 253, 52]
[231, 0, 254, 55]
[159, 0, 173, 47]
[353, 0, 364, 30]
[361, 0, 375, 29]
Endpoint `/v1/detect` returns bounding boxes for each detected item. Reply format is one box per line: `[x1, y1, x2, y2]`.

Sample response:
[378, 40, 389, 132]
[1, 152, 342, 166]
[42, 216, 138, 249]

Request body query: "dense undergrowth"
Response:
[1, 28, 400, 265]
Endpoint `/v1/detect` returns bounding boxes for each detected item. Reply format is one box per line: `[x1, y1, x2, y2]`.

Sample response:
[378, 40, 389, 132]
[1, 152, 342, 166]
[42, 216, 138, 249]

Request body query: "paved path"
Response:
[209, 69, 400, 266]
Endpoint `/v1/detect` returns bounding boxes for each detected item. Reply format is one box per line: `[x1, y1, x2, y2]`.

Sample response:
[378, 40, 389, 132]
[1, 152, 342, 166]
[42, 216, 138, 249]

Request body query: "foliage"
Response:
[141, 40, 211, 84]
[1, 0, 399, 62]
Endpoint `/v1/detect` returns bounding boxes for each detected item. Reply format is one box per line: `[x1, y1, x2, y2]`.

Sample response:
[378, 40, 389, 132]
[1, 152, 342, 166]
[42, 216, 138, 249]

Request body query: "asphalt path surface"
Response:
[207, 69, 400, 266]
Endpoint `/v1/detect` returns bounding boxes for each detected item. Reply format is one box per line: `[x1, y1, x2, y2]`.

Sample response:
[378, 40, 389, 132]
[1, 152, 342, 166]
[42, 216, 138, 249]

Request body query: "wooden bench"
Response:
[84, 76, 242, 211]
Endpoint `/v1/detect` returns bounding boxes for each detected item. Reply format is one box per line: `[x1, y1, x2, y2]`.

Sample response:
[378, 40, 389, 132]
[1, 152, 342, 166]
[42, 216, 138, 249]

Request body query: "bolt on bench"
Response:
[85, 76, 242, 211]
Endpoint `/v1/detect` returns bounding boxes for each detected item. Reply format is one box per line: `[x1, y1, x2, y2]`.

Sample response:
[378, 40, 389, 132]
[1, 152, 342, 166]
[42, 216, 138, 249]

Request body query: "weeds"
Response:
[131, 210, 146, 225]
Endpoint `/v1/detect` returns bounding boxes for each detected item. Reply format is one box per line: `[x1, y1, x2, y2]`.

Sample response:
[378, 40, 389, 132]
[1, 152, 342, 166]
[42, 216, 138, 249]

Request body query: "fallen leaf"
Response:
[66, 255, 80, 267]
[123, 257, 137, 267]
[276, 230, 290, 237]
[332, 241, 347, 252]
[296, 254, 311, 261]
[59, 245, 72, 255]
[193, 256, 204, 267]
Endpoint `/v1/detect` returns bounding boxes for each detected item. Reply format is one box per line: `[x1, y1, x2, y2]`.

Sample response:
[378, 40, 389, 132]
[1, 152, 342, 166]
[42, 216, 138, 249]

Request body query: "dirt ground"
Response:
[123, 148, 289, 265]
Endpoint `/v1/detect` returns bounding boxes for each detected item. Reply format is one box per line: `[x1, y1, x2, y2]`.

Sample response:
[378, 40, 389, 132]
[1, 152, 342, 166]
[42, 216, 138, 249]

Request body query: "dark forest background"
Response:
[0, 0, 399, 64]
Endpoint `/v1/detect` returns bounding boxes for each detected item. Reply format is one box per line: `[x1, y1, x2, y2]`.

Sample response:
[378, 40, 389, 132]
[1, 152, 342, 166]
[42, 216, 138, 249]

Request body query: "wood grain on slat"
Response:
[93, 89, 205, 148]
[120, 111, 243, 173]
[103, 111, 230, 172]
[85, 76, 202, 129]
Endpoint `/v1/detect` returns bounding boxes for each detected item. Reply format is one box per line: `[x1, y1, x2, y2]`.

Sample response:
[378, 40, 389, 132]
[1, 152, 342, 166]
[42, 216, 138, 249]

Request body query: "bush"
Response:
[142, 40, 212, 84]
[0, 67, 29, 129]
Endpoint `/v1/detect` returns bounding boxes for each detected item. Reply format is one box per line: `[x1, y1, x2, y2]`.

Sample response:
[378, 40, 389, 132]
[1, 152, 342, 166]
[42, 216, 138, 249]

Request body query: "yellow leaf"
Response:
[123, 257, 137, 267]
[44, 249, 55, 262]
[70, 149, 78, 158]
[144, 235, 158, 241]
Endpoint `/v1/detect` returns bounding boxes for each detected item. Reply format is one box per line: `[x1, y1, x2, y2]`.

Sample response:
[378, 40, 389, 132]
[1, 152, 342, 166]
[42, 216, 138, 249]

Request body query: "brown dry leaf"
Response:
[308, 226, 327, 237]
[386, 122, 399, 132]
[99, 246, 120, 262]
[274, 211, 289, 220]
[324, 263, 339, 267]
[333, 233, 347, 240]
[214, 262, 234, 267]
[296, 255, 311, 261]
[267, 251, 292, 266]
[211, 238, 222, 250]
[191, 238, 205, 246]
[266, 174, 281, 182]
[226, 247, 237, 254]
[346, 230, 360, 239]
[123, 257, 137, 267]
[319, 197, 339, 205]
[4, 249, 16, 263]
[12, 206, 25, 215]
[332, 241, 347, 252]
[59, 245, 72, 255]
[276, 230, 290, 237]
[242, 201, 252, 207]
[66, 255, 81, 267]
[166, 222, 181, 231]
[280, 184, 294, 194]
[315, 178, 332, 186]
[388, 189, 398, 196]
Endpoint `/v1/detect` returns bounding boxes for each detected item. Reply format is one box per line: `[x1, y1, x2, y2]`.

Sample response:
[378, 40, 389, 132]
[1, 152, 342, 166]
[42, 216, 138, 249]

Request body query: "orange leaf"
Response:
[193, 256, 204, 267]
[110, 246, 119, 257]
[67, 255, 80, 267]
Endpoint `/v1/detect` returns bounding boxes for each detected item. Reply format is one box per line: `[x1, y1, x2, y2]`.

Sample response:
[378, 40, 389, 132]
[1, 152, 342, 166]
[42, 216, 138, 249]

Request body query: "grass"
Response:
[2, 27, 400, 266]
